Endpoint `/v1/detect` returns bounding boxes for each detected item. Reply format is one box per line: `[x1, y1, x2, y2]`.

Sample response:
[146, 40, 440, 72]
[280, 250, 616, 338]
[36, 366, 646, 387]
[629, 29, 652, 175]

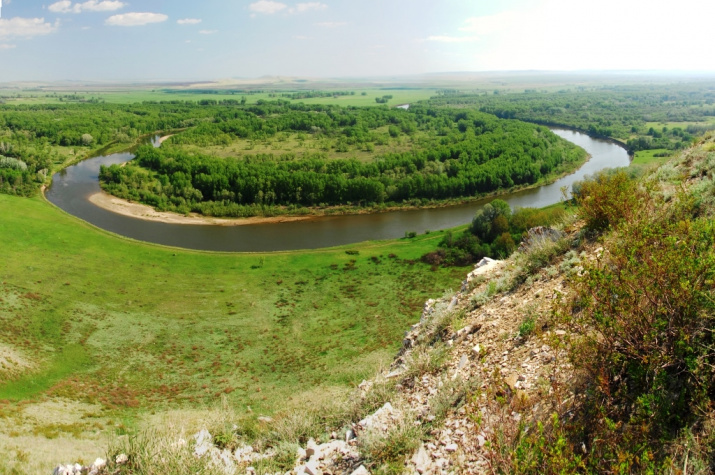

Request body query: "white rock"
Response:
[257, 416, 273, 423]
[411, 444, 432, 474]
[115, 453, 128, 465]
[306, 438, 318, 458]
[304, 461, 323, 475]
[193, 429, 213, 457]
[477, 435, 486, 447]
[345, 429, 356, 441]
[445, 443, 459, 453]
[350, 465, 369, 475]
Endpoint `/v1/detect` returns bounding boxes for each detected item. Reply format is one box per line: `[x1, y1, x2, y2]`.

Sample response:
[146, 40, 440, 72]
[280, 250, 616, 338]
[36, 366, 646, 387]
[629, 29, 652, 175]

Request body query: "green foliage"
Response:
[428, 84, 715, 150]
[572, 169, 642, 232]
[557, 160, 715, 471]
[359, 416, 423, 474]
[99, 105, 585, 216]
[471, 199, 512, 241]
[424, 201, 566, 267]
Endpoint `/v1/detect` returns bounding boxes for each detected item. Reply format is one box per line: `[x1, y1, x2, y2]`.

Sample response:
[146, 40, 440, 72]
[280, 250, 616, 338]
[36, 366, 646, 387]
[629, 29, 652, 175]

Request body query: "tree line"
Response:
[99, 107, 585, 217]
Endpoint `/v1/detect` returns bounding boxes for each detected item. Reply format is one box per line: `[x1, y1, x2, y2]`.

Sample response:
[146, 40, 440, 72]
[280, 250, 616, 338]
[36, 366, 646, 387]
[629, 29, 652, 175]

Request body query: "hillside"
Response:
[46, 134, 715, 474]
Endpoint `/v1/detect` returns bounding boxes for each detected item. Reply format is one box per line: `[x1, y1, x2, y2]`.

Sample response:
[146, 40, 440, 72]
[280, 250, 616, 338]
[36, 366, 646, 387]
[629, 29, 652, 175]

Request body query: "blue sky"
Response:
[0, 0, 714, 82]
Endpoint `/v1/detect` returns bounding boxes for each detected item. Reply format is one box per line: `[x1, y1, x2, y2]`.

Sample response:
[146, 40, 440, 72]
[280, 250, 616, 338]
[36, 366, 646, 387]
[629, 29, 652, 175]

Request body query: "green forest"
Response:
[98, 104, 585, 217]
[429, 84, 715, 152]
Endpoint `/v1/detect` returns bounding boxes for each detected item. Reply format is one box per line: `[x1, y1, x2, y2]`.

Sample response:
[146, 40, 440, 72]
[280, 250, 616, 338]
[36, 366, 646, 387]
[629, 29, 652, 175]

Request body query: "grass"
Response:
[0, 192, 466, 469]
[632, 148, 672, 168]
[169, 126, 423, 163]
[0, 88, 436, 107]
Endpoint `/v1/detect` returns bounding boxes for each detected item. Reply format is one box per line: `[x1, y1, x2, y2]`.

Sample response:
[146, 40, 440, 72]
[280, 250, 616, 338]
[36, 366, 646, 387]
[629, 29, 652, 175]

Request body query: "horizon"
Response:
[1, 0, 715, 82]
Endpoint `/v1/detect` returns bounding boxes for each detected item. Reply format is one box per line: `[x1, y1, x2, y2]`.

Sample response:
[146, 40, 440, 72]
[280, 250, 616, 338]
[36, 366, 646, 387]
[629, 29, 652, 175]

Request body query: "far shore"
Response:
[88, 191, 314, 226]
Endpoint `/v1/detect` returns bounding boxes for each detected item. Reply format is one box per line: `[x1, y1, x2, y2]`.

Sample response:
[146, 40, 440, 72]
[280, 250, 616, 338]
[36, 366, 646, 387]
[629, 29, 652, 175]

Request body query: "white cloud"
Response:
[177, 18, 201, 25]
[0, 43, 16, 49]
[48, 0, 72, 13]
[0, 17, 59, 38]
[199, 29, 217, 35]
[49, 0, 125, 14]
[249, 0, 287, 14]
[292, 2, 327, 13]
[105, 12, 168, 26]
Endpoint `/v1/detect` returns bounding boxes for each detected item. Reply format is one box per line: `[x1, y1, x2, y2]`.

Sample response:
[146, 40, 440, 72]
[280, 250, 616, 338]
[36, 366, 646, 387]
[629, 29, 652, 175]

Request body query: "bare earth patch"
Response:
[87, 191, 313, 226]
[0, 344, 32, 378]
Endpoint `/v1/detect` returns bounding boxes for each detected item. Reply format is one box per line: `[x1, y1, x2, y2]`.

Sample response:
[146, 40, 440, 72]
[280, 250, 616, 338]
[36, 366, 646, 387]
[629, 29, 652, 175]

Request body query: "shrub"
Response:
[572, 169, 642, 232]
[567, 191, 715, 469]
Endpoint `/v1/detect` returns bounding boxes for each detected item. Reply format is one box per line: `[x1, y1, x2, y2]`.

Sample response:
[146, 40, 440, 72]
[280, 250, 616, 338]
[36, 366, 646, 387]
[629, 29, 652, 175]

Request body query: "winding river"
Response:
[45, 129, 630, 252]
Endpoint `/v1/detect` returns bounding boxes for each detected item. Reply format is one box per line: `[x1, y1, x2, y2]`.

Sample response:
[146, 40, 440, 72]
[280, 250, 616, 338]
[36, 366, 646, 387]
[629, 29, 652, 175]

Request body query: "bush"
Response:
[572, 169, 642, 232]
[567, 190, 715, 470]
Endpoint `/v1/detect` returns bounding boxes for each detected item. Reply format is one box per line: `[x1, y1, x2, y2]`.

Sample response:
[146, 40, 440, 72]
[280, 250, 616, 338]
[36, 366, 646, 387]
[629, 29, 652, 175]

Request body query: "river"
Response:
[45, 129, 630, 252]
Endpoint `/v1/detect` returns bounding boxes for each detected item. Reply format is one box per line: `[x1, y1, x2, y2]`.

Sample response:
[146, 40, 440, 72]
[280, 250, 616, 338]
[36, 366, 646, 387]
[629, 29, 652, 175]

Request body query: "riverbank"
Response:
[88, 191, 315, 226]
[89, 153, 591, 226]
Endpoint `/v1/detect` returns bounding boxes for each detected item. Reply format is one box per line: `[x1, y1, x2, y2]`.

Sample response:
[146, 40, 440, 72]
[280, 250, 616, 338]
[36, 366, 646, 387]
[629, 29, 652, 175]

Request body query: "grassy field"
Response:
[170, 125, 424, 162]
[0, 88, 436, 107]
[632, 148, 673, 168]
[0, 192, 466, 471]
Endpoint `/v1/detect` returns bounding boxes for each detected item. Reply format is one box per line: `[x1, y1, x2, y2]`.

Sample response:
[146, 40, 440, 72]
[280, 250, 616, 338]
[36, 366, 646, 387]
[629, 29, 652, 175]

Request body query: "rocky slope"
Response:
[56, 220, 593, 474]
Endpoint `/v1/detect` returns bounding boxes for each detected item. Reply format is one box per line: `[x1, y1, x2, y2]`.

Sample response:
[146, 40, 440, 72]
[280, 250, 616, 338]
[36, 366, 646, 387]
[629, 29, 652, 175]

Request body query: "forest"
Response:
[428, 84, 715, 152]
[98, 104, 585, 217]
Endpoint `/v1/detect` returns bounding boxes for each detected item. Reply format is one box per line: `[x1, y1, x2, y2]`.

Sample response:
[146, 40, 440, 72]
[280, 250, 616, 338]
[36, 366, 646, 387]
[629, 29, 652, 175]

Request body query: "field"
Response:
[0, 88, 436, 107]
[631, 148, 673, 168]
[170, 125, 420, 162]
[0, 192, 466, 472]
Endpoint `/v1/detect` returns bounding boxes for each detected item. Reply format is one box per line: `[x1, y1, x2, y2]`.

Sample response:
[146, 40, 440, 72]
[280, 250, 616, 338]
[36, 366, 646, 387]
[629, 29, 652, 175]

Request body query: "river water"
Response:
[45, 129, 630, 252]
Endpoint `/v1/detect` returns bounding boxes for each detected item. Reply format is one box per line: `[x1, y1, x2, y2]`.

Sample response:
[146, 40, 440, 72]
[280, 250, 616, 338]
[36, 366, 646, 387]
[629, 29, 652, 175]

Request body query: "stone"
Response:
[115, 453, 128, 465]
[345, 429, 356, 441]
[477, 434, 486, 447]
[350, 465, 369, 475]
[411, 444, 432, 474]
[505, 374, 518, 390]
[445, 443, 459, 453]
[193, 429, 213, 457]
[457, 354, 468, 370]
[554, 330, 567, 336]
[305, 438, 318, 458]
[472, 344, 481, 356]
[257, 416, 273, 423]
[304, 461, 323, 475]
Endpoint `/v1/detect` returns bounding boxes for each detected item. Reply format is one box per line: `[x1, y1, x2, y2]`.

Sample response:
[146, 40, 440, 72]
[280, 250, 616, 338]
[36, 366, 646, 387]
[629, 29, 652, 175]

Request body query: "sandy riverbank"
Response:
[88, 191, 313, 226]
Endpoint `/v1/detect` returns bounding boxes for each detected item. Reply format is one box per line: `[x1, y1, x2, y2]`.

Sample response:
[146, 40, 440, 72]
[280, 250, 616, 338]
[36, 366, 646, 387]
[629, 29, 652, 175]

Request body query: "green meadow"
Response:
[0, 193, 465, 416]
[0, 88, 436, 107]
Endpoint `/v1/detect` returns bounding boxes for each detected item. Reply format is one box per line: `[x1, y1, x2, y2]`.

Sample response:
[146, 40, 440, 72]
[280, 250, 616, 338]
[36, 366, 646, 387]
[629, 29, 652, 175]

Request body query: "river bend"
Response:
[46, 129, 630, 252]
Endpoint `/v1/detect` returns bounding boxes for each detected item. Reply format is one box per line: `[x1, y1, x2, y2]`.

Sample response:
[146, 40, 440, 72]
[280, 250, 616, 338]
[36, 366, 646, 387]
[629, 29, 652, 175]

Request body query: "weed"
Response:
[359, 412, 422, 473]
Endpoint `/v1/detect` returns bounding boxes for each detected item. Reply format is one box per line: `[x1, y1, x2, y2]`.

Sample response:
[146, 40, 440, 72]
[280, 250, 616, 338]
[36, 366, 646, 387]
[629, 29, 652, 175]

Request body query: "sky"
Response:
[0, 0, 714, 82]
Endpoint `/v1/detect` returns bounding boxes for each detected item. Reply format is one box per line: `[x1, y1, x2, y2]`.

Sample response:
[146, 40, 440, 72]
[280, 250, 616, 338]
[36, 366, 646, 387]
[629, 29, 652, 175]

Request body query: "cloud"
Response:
[49, 0, 125, 14]
[105, 12, 168, 26]
[249, 0, 287, 14]
[0, 17, 59, 38]
[315, 21, 345, 28]
[199, 29, 217, 35]
[0, 43, 16, 49]
[177, 18, 201, 25]
[291, 2, 327, 13]
[426, 35, 478, 43]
